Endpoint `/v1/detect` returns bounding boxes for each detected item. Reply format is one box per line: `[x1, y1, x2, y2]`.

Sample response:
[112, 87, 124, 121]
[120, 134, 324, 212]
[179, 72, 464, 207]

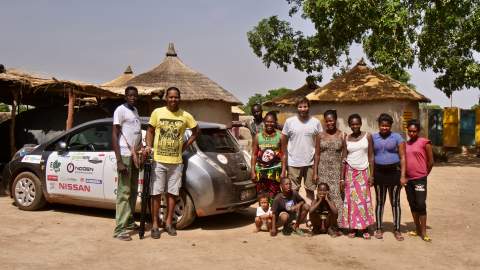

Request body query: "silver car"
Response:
[2, 118, 257, 229]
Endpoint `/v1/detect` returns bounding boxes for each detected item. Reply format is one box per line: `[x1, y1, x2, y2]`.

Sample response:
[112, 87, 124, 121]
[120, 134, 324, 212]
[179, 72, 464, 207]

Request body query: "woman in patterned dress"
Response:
[340, 114, 375, 239]
[250, 112, 284, 201]
[313, 110, 344, 237]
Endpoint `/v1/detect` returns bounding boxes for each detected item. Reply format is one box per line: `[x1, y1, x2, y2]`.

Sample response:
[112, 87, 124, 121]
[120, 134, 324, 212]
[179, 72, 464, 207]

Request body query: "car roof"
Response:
[73, 117, 226, 130]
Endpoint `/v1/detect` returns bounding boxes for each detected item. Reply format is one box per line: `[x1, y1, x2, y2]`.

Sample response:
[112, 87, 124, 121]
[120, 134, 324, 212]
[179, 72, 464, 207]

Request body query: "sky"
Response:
[1, 0, 479, 109]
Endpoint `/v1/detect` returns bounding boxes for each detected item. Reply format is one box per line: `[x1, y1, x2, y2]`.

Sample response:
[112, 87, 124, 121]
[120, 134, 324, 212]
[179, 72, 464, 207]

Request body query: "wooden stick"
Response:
[66, 89, 75, 130]
[10, 90, 18, 157]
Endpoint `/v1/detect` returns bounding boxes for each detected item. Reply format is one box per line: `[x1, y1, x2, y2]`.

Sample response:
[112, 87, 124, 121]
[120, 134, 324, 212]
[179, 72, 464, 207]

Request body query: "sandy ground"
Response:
[1, 163, 479, 270]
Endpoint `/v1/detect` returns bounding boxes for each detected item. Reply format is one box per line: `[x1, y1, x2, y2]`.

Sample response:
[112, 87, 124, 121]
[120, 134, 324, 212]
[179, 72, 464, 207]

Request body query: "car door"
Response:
[45, 124, 109, 201]
[103, 129, 146, 204]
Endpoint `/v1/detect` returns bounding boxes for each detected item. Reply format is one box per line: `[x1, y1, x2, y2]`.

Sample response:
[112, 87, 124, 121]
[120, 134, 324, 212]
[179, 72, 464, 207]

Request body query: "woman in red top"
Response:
[405, 119, 434, 242]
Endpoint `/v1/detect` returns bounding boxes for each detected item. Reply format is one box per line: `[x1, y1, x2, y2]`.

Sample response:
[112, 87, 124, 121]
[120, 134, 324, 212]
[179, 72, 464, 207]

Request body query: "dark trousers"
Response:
[405, 177, 427, 215]
[374, 184, 402, 231]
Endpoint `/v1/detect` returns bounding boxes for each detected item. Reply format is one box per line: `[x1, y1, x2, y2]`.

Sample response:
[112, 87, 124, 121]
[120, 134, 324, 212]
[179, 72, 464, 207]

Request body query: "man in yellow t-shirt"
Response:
[145, 87, 198, 238]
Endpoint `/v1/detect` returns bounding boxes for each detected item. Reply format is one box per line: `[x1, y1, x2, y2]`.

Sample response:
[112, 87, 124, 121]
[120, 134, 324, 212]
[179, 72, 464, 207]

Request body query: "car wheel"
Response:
[159, 189, 196, 229]
[12, 172, 46, 211]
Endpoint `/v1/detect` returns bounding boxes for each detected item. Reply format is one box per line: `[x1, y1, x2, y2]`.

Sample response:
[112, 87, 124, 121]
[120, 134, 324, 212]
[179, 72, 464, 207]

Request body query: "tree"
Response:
[243, 87, 293, 114]
[247, 0, 480, 97]
[0, 103, 10, 112]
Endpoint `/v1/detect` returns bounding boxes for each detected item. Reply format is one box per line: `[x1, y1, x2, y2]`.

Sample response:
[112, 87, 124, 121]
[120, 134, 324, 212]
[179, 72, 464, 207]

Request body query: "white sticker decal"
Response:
[21, 155, 42, 164]
[217, 154, 228, 165]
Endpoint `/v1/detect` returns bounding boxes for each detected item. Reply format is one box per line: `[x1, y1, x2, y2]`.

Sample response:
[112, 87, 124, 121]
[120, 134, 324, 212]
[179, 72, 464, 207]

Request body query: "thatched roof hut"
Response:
[102, 65, 135, 88]
[101, 65, 164, 97]
[0, 68, 121, 106]
[0, 65, 122, 156]
[106, 43, 242, 126]
[307, 59, 430, 103]
[127, 43, 240, 105]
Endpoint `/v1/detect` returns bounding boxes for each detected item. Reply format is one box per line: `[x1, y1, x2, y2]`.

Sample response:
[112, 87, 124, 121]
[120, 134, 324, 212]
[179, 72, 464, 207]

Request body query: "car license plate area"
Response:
[240, 187, 256, 201]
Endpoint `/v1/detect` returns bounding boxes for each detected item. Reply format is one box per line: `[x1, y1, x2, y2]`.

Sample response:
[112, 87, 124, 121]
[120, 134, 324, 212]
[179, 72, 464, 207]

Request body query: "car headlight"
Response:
[12, 145, 38, 161]
[242, 150, 251, 170]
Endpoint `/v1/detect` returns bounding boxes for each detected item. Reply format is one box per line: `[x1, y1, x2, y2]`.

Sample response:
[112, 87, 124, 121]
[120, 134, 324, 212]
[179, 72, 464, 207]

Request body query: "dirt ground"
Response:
[1, 160, 479, 270]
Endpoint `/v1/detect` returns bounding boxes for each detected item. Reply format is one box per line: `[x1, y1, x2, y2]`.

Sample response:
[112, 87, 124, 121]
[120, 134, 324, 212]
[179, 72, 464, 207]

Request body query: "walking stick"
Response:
[139, 154, 152, 239]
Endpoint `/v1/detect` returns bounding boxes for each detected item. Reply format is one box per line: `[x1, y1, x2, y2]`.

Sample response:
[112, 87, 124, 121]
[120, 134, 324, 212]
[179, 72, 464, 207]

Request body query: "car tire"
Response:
[176, 189, 196, 229]
[159, 189, 196, 229]
[12, 172, 46, 211]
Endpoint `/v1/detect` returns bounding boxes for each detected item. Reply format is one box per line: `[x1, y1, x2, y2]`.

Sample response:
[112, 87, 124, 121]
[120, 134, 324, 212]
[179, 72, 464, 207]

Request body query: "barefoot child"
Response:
[255, 194, 272, 232]
[309, 183, 339, 236]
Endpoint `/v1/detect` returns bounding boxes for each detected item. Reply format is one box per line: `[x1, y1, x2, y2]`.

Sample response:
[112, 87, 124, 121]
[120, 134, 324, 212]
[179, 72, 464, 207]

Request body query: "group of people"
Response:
[249, 98, 433, 242]
[110, 85, 433, 242]
[112, 86, 198, 241]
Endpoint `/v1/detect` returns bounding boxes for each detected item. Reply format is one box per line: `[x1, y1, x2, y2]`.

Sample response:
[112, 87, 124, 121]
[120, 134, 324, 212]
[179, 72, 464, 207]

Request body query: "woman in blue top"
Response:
[372, 113, 407, 241]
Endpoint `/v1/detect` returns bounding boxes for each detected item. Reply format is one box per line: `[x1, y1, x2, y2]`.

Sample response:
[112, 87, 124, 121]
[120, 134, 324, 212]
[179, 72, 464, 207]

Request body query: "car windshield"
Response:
[196, 128, 239, 153]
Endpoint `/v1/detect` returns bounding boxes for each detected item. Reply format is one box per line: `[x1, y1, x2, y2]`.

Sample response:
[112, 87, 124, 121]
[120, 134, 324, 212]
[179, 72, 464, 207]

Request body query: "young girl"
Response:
[255, 194, 272, 232]
[341, 114, 375, 240]
[309, 183, 339, 236]
[373, 113, 407, 241]
[405, 119, 434, 242]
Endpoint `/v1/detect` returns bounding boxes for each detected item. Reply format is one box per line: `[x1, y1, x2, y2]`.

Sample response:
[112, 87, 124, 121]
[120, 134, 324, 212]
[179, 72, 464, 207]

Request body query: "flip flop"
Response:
[422, 235, 432, 242]
[327, 227, 339, 238]
[362, 232, 371, 240]
[407, 231, 418, 237]
[394, 231, 404, 241]
[374, 230, 383, 239]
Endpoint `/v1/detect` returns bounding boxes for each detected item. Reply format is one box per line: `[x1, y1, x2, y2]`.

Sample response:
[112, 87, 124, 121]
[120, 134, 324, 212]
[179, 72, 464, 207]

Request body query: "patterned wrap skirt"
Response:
[341, 164, 375, 230]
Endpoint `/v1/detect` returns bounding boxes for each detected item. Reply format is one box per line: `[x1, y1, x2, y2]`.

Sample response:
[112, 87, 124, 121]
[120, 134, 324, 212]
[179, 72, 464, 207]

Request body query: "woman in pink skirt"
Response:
[341, 114, 375, 239]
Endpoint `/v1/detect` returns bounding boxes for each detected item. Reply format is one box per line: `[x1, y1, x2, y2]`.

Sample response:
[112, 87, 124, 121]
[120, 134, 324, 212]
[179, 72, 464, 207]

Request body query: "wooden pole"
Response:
[10, 90, 18, 157]
[66, 89, 75, 130]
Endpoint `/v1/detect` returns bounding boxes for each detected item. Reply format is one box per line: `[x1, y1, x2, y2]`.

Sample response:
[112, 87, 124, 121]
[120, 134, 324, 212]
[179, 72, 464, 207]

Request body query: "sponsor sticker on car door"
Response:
[46, 152, 106, 199]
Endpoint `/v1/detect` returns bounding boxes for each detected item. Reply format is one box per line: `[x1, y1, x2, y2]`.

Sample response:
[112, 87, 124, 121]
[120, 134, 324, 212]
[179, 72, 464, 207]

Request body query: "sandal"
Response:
[422, 235, 432, 242]
[362, 232, 371, 240]
[292, 228, 305, 237]
[306, 220, 312, 229]
[347, 231, 356, 238]
[407, 231, 418, 237]
[116, 232, 132, 241]
[374, 230, 383, 239]
[151, 228, 161, 239]
[327, 227, 339, 238]
[394, 231, 404, 241]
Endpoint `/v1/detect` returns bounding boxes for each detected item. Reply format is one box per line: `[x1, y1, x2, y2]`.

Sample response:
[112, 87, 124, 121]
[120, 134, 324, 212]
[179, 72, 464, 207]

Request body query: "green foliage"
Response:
[243, 87, 293, 115]
[18, 105, 29, 113]
[247, 0, 480, 97]
[0, 103, 10, 112]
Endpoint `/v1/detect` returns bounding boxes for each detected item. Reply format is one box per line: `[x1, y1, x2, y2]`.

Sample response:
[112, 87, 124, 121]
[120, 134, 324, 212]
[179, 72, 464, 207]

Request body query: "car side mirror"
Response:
[55, 141, 67, 153]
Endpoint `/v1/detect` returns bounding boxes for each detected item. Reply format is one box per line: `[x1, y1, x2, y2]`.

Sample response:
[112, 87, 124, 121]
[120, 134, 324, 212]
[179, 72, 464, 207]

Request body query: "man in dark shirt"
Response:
[271, 178, 309, 236]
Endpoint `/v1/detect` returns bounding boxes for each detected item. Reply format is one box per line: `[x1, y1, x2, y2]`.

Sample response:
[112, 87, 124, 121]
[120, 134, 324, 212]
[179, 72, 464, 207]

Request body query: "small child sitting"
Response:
[254, 194, 272, 232]
[309, 183, 339, 236]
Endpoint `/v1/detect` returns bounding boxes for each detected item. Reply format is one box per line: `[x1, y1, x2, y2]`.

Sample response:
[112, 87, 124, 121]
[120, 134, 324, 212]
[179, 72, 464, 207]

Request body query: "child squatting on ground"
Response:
[254, 193, 272, 232]
[309, 183, 339, 236]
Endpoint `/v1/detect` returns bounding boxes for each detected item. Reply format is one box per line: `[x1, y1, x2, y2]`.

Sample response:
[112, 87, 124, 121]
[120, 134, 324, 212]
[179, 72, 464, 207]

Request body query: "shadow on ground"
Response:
[186, 207, 256, 231]
[15, 201, 256, 231]
[436, 153, 480, 168]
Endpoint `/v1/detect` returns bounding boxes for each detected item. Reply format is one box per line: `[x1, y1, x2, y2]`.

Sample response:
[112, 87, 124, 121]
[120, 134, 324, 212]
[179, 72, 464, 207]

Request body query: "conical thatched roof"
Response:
[102, 65, 134, 88]
[306, 59, 431, 103]
[263, 80, 319, 107]
[101, 66, 163, 97]
[126, 43, 241, 105]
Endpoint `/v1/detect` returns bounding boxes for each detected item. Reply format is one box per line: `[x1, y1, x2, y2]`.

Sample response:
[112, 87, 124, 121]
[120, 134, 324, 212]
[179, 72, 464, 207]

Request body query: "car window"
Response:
[68, 125, 112, 151]
[196, 128, 239, 153]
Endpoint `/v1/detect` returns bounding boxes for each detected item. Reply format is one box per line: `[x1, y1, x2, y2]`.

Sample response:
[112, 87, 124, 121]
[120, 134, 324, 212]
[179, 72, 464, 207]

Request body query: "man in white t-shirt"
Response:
[281, 97, 322, 201]
[112, 86, 143, 241]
